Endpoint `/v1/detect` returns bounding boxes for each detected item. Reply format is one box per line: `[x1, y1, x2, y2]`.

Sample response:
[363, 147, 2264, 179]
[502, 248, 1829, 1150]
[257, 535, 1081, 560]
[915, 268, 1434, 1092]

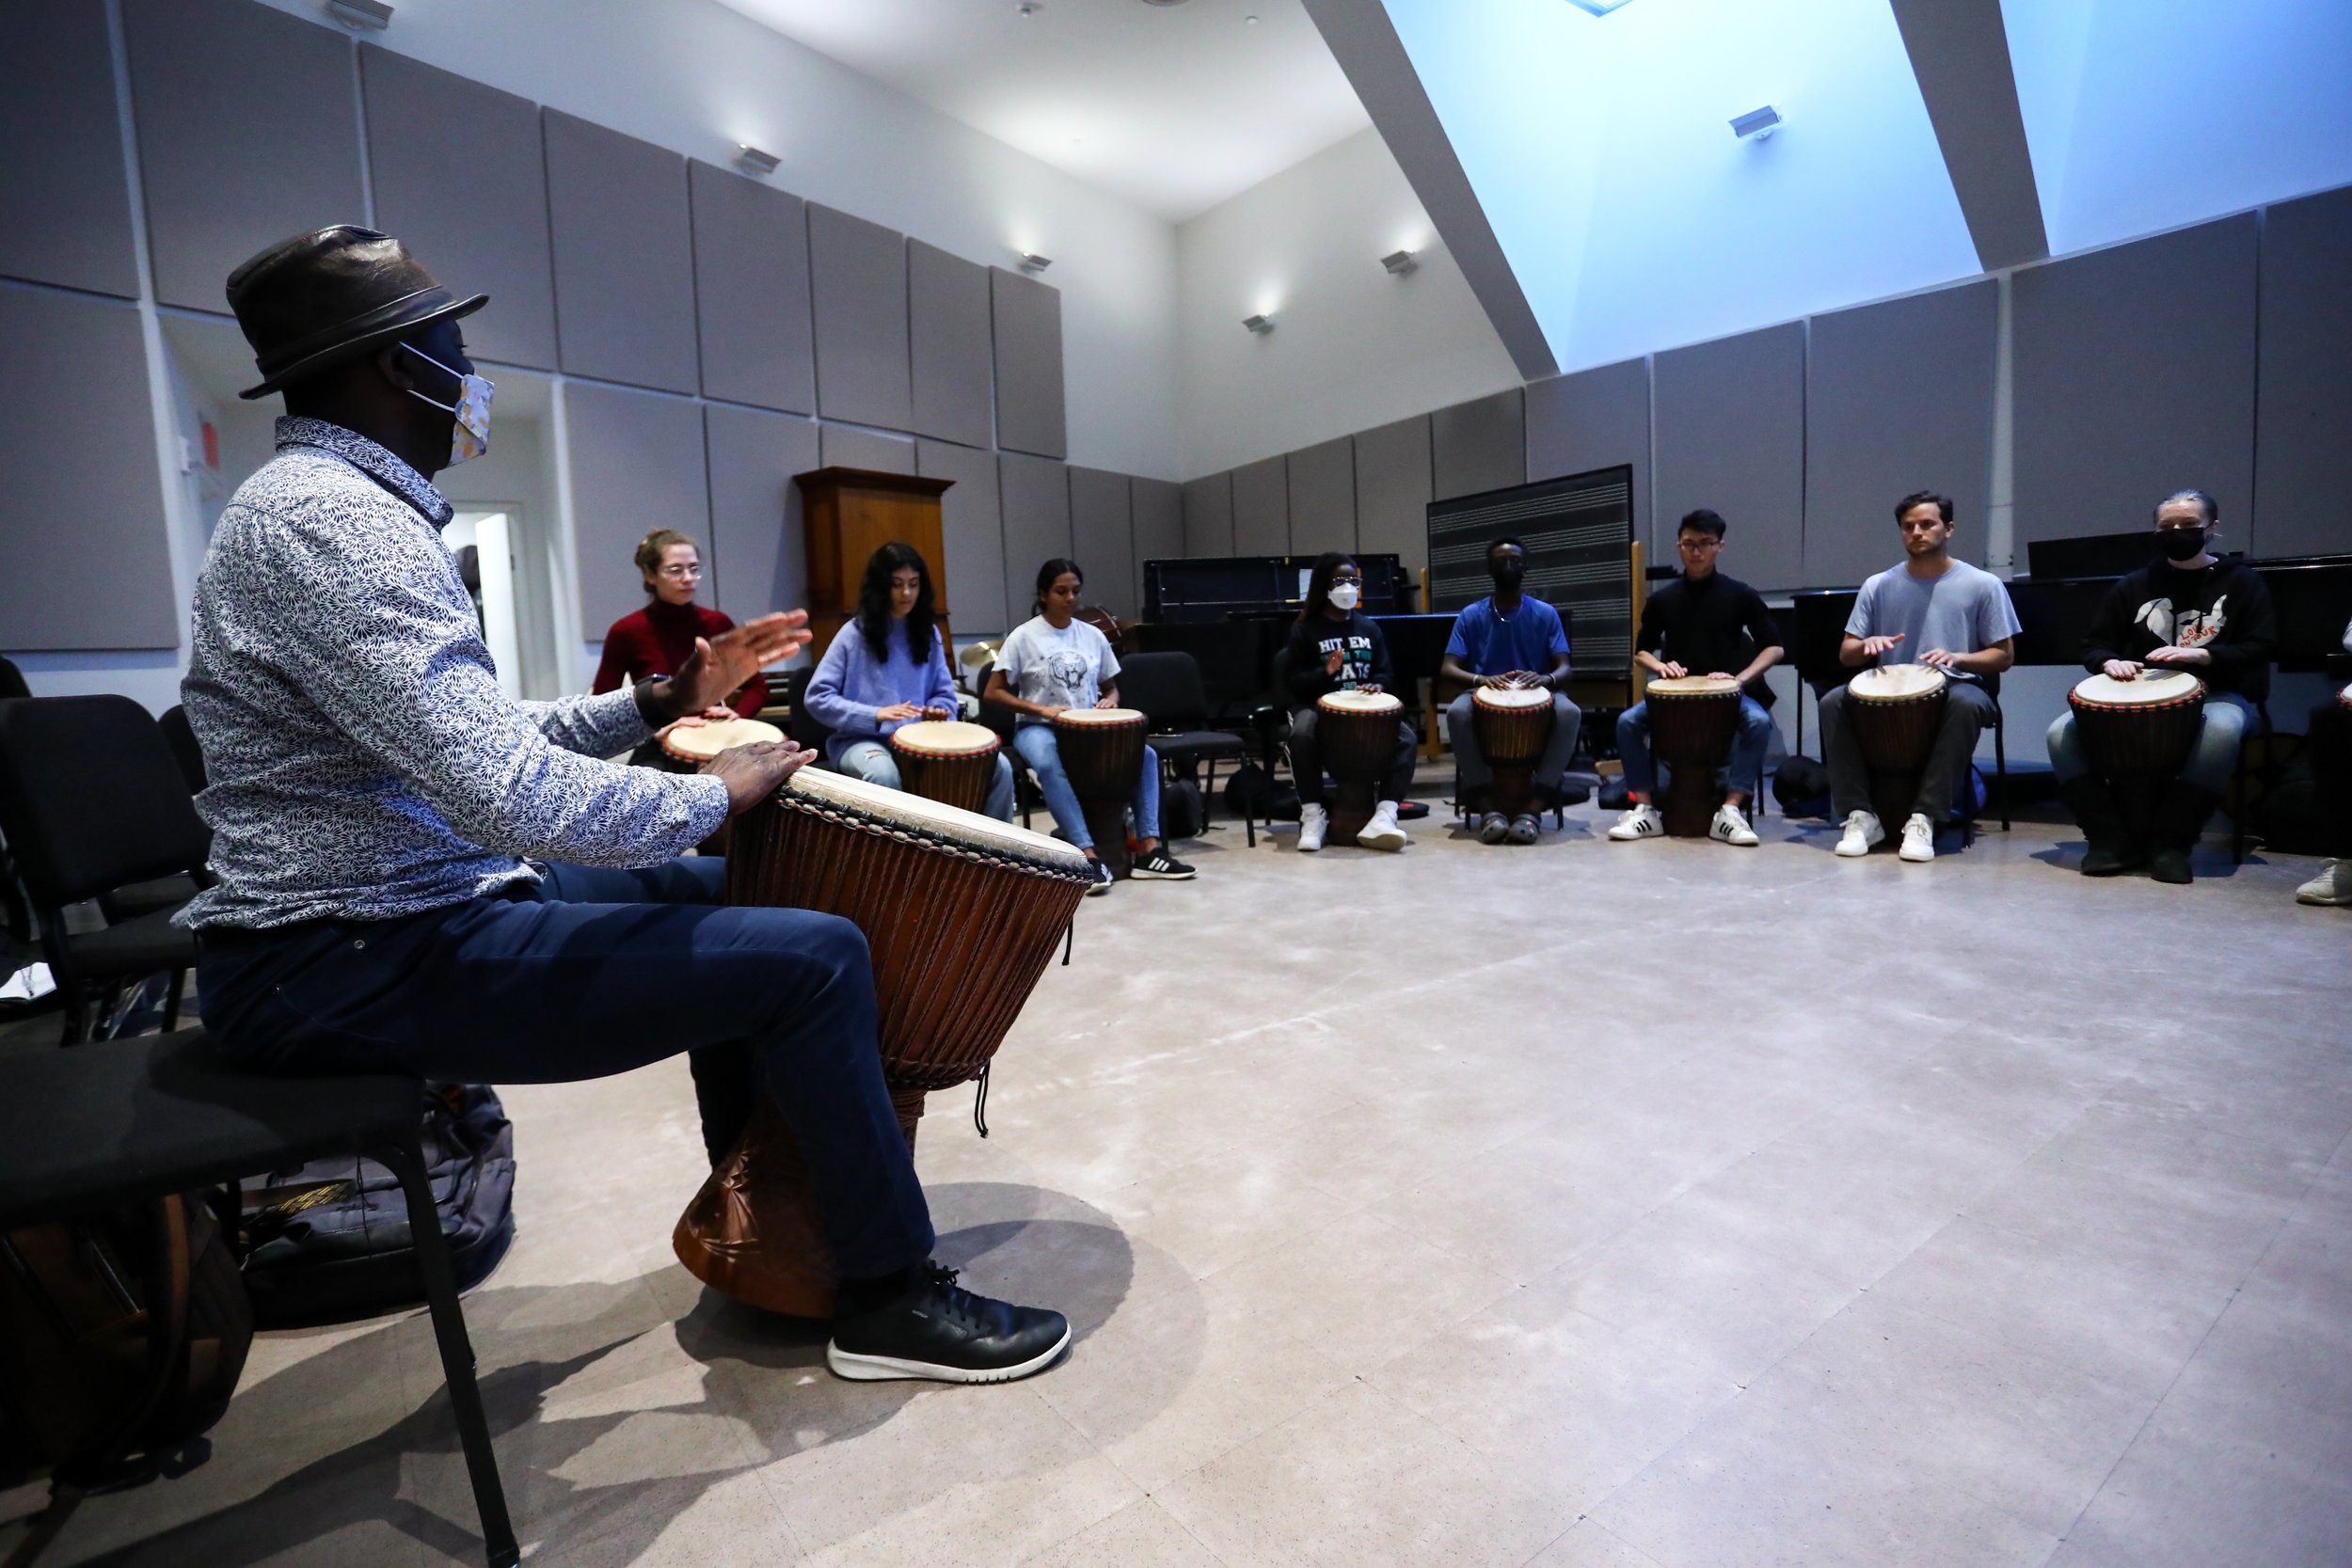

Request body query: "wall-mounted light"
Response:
[1380, 249, 1419, 277]
[1563, 0, 1637, 14]
[324, 0, 392, 29]
[1243, 314, 1275, 335]
[1018, 252, 1052, 273]
[733, 144, 782, 177]
[1730, 105, 1784, 141]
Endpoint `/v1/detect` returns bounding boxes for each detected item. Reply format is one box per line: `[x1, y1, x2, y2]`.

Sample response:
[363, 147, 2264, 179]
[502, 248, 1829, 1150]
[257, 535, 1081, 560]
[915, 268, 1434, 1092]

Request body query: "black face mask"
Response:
[2158, 528, 2209, 562]
[1491, 561, 1525, 592]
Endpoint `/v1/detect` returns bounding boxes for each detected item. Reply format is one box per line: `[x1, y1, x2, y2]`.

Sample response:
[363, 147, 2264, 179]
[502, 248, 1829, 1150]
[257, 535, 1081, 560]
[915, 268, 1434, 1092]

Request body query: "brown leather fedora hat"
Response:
[227, 224, 486, 400]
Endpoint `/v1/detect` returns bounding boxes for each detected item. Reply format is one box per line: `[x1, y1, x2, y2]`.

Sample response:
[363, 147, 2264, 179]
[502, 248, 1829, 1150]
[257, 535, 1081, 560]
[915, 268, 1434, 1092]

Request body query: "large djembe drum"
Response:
[1471, 686, 1553, 818]
[889, 720, 1001, 816]
[2068, 671, 2205, 780]
[673, 768, 1092, 1317]
[1316, 689, 1404, 843]
[1645, 676, 1743, 837]
[1845, 665, 1948, 836]
[1053, 706, 1148, 878]
[660, 716, 785, 855]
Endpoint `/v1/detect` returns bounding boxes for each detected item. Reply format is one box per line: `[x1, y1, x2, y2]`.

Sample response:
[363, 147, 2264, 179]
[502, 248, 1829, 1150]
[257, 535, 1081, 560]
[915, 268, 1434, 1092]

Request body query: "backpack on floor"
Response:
[1773, 755, 1833, 819]
[1222, 762, 1300, 823]
[1158, 777, 1204, 842]
[235, 1084, 516, 1328]
[2253, 748, 2328, 854]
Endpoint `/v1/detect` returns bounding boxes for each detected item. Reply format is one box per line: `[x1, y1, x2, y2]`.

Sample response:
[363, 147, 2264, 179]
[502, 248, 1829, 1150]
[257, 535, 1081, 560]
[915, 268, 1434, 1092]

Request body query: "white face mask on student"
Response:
[1327, 582, 1361, 612]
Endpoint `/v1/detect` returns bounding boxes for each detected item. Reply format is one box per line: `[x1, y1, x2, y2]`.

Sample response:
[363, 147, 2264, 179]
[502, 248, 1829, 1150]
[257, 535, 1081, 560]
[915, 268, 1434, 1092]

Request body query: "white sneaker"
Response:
[1709, 802, 1759, 847]
[1356, 800, 1408, 851]
[1835, 810, 1883, 858]
[1899, 813, 1936, 863]
[2296, 858, 2351, 906]
[1296, 802, 1327, 853]
[1608, 803, 1663, 842]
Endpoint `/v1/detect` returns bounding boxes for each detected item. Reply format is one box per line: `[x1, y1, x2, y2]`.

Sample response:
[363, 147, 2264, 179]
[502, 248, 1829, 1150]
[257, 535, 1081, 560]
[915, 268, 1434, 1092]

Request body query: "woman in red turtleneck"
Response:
[593, 529, 767, 733]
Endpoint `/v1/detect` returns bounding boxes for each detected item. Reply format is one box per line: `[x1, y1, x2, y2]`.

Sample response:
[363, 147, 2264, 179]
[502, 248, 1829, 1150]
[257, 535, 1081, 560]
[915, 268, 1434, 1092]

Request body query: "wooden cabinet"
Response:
[795, 467, 955, 657]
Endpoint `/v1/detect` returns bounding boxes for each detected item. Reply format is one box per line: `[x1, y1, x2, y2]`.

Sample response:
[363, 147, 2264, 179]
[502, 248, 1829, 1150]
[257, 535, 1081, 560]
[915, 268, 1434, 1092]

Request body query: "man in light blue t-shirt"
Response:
[1438, 537, 1580, 844]
[1818, 491, 2020, 863]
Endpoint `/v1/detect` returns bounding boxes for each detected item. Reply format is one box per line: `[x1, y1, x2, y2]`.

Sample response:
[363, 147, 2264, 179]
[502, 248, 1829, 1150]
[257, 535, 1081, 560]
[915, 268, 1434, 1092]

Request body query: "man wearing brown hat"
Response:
[181, 227, 1067, 1386]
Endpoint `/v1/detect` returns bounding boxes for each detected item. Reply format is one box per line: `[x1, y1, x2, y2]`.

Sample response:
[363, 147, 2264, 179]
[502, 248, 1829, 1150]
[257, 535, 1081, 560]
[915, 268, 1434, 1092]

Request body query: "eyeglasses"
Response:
[658, 563, 703, 578]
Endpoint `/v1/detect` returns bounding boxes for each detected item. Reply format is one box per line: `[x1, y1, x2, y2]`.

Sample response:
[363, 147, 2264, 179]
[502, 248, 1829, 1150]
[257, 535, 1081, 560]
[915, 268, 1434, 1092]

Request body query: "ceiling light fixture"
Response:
[734, 144, 782, 177]
[1019, 252, 1052, 273]
[1730, 105, 1784, 141]
[1243, 314, 1274, 335]
[1380, 249, 1419, 277]
[1563, 0, 1637, 14]
[323, 0, 392, 28]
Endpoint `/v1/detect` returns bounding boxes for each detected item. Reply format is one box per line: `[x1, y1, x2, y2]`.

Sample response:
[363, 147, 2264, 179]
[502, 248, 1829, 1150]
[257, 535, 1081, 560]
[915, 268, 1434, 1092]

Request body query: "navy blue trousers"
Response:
[196, 857, 935, 1279]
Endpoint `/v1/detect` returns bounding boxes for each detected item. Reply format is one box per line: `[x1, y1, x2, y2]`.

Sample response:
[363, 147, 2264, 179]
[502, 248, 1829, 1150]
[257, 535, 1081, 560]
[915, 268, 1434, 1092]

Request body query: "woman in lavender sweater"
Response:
[803, 543, 1016, 821]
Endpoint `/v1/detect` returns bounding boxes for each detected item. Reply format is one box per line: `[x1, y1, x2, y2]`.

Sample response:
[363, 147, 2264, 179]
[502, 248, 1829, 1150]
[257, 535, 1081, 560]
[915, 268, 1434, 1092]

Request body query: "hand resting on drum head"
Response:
[703, 740, 819, 816]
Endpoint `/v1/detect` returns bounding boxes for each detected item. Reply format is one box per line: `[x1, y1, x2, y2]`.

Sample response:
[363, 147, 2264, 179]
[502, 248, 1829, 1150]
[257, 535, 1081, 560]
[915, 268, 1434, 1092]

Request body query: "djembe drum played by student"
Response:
[1053, 706, 1148, 878]
[673, 768, 1092, 1318]
[1645, 675, 1743, 837]
[1845, 665, 1948, 836]
[2067, 671, 2206, 780]
[889, 720, 1001, 816]
[1471, 685, 1553, 819]
[1316, 689, 1404, 843]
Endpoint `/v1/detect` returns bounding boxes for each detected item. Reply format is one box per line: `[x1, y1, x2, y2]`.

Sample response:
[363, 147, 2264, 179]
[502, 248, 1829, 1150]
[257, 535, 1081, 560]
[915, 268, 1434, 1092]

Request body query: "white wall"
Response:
[1174, 127, 1518, 477]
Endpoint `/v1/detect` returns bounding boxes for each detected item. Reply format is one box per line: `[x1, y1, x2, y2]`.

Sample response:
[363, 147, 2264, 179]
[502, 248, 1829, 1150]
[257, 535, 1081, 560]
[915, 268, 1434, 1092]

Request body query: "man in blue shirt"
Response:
[1438, 537, 1581, 844]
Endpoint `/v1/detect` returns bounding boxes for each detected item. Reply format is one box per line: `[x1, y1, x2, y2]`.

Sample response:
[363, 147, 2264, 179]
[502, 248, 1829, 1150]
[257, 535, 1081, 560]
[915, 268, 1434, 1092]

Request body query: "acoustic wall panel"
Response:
[1526, 357, 1649, 543]
[1132, 478, 1184, 610]
[1354, 414, 1433, 574]
[809, 204, 913, 432]
[0, 0, 138, 298]
[999, 452, 1073, 621]
[689, 160, 814, 415]
[1805, 280, 1995, 586]
[361, 47, 556, 372]
[908, 241, 993, 449]
[1232, 455, 1290, 557]
[1431, 388, 1524, 501]
[1183, 473, 1233, 558]
[124, 0, 364, 313]
[1653, 323, 1805, 592]
[992, 267, 1067, 459]
[0, 284, 174, 649]
[564, 382, 708, 637]
[1287, 437, 1357, 556]
[544, 110, 698, 394]
[1070, 468, 1136, 621]
[818, 423, 915, 476]
[705, 404, 818, 626]
[2255, 185, 2352, 560]
[917, 438, 1008, 635]
[2012, 214, 2257, 549]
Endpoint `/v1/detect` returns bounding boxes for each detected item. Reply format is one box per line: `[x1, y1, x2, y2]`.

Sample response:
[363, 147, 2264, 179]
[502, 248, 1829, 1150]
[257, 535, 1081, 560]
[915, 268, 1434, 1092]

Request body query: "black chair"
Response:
[1117, 652, 1250, 845]
[0, 1029, 518, 1567]
[973, 663, 1048, 829]
[772, 667, 835, 759]
[106, 705, 210, 922]
[2231, 701, 2272, 865]
[0, 697, 207, 1044]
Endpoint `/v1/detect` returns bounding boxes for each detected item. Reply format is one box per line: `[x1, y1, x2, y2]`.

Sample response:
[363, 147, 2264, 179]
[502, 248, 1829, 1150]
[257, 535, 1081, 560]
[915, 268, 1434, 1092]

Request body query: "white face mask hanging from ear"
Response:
[403, 344, 494, 466]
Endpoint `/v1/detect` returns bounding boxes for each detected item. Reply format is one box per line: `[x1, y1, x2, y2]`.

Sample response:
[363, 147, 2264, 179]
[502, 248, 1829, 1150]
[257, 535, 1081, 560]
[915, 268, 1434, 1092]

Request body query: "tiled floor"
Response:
[14, 800, 2350, 1567]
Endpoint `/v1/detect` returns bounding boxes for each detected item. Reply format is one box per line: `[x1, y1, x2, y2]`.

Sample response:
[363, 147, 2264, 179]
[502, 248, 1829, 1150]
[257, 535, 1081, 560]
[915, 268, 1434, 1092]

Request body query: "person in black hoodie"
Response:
[1283, 553, 1417, 851]
[2045, 489, 2276, 883]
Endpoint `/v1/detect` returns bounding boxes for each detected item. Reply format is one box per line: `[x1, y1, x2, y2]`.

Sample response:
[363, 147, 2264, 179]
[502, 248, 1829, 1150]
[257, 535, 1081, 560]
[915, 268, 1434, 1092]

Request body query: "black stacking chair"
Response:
[973, 663, 1047, 828]
[105, 705, 210, 922]
[0, 1029, 518, 1567]
[773, 667, 835, 761]
[1118, 651, 1250, 845]
[0, 697, 208, 1044]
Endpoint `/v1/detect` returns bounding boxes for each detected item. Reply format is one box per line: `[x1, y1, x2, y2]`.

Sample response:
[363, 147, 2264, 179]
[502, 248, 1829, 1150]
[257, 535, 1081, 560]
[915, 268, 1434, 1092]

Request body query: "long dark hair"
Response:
[1298, 551, 1357, 623]
[856, 542, 937, 663]
[1033, 557, 1083, 619]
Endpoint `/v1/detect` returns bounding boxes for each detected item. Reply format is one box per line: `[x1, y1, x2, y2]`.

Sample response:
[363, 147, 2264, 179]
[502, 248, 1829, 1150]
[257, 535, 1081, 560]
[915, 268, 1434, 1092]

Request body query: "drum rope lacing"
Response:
[769, 795, 1096, 885]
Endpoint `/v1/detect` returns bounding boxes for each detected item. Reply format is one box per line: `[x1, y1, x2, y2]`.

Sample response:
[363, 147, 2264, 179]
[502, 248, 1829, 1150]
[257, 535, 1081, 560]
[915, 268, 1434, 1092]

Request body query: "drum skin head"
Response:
[1647, 675, 1740, 696]
[1319, 689, 1403, 716]
[2072, 672, 2203, 706]
[1055, 706, 1145, 726]
[779, 765, 1089, 870]
[892, 720, 998, 755]
[662, 716, 784, 758]
[1850, 665, 1947, 701]
[1474, 686, 1550, 710]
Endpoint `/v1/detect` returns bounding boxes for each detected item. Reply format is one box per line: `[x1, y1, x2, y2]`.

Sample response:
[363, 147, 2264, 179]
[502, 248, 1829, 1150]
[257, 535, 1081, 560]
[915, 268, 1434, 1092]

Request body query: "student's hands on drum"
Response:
[1918, 646, 1959, 670]
[704, 740, 818, 815]
[875, 702, 925, 722]
[1859, 633, 1906, 659]
[2144, 645, 2210, 667]
[1652, 659, 1689, 681]
[2103, 658, 2143, 680]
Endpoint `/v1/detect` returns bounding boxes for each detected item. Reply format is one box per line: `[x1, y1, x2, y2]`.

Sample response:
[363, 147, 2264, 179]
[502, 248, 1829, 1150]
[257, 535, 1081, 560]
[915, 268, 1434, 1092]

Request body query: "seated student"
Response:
[185, 225, 1066, 1385]
[1609, 509, 1784, 847]
[2296, 614, 2352, 908]
[1284, 553, 1417, 852]
[1819, 490, 2020, 863]
[594, 528, 762, 764]
[2047, 490, 2277, 885]
[1438, 536, 1580, 845]
[805, 543, 1015, 822]
[983, 558, 1196, 892]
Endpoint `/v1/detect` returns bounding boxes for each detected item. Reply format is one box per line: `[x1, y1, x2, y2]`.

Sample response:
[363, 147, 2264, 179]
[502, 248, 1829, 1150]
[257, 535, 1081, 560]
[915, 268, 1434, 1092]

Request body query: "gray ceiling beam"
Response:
[1889, 0, 2050, 271]
[1301, 0, 1558, 381]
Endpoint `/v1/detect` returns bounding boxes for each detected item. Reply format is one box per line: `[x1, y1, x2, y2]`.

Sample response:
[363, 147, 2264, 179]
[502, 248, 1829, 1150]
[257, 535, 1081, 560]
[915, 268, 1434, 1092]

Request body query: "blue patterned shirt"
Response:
[179, 418, 729, 928]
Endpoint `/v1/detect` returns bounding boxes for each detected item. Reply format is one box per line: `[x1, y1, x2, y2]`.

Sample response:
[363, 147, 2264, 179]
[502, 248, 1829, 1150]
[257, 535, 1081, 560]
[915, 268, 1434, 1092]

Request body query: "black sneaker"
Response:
[1131, 846, 1196, 879]
[828, 1263, 1071, 1384]
[1084, 857, 1114, 895]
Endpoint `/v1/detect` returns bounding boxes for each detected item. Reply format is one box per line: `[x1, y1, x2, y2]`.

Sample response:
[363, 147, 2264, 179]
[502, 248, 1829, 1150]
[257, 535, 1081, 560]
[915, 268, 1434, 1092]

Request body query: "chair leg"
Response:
[381, 1138, 519, 1568]
[1994, 712, 2010, 831]
[162, 967, 186, 1033]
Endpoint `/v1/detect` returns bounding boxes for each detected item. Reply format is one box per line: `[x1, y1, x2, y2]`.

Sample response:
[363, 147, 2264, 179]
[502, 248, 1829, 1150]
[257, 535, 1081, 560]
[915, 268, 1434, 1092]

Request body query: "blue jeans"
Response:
[1012, 724, 1159, 848]
[1617, 695, 1774, 800]
[835, 738, 1017, 821]
[195, 856, 934, 1279]
[2046, 689, 2253, 794]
